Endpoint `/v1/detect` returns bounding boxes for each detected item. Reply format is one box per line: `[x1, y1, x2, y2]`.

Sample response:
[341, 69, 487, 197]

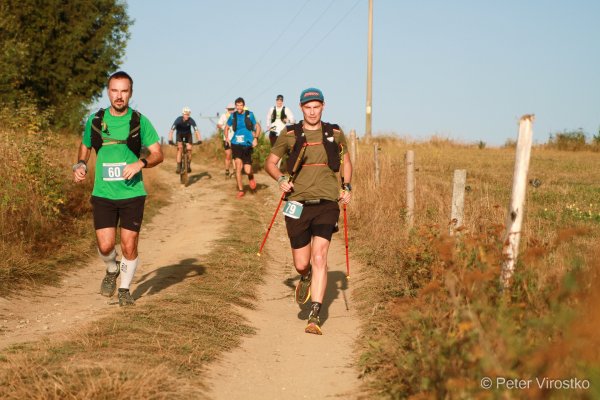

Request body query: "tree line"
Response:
[0, 0, 132, 131]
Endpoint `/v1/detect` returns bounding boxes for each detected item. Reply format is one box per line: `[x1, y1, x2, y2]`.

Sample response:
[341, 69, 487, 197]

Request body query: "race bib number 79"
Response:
[282, 201, 303, 219]
[102, 162, 126, 181]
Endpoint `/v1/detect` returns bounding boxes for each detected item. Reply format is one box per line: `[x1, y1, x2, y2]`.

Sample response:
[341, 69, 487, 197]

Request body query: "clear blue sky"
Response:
[94, 0, 600, 146]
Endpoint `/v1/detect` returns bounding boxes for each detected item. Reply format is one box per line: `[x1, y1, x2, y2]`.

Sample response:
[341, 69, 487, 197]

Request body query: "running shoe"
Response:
[295, 269, 312, 304]
[249, 178, 257, 190]
[236, 190, 245, 199]
[118, 288, 135, 306]
[187, 164, 191, 173]
[100, 267, 120, 297]
[225, 170, 230, 178]
[175, 164, 181, 174]
[305, 314, 322, 335]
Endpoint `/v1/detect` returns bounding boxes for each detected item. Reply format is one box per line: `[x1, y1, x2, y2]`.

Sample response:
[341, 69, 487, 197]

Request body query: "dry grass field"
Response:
[350, 136, 600, 399]
[2, 126, 599, 398]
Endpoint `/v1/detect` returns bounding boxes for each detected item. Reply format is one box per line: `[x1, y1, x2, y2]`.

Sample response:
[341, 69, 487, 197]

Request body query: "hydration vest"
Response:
[231, 110, 254, 132]
[90, 108, 142, 158]
[285, 121, 341, 173]
[270, 106, 287, 123]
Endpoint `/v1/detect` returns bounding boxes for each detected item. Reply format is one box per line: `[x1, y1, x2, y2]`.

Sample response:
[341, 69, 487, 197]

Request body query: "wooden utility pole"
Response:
[501, 115, 534, 288]
[450, 170, 467, 235]
[364, 0, 373, 143]
[405, 150, 415, 229]
[373, 143, 380, 186]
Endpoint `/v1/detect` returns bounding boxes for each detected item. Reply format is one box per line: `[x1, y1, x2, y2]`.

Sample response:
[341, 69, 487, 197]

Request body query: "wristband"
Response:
[342, 183, 352, 192]
[72, 161, 87, 172]
[140, 158, 148, 168]
[277, 175, 287, 184]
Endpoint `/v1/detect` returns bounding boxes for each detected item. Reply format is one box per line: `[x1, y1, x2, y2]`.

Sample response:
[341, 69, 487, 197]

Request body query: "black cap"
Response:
[276, 94, 284, 100]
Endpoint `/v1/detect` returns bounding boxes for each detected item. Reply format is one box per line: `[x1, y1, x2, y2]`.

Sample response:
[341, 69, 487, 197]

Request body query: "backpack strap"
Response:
[90, 108, 142, 157]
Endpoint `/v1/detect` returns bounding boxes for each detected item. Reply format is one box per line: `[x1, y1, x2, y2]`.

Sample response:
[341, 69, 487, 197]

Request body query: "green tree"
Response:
[0, 0, 131, 130]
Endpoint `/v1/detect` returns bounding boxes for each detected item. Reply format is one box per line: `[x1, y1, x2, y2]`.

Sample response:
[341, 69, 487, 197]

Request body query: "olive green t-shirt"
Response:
[271, 124, 348, 202]
[82, 108, 160, 200]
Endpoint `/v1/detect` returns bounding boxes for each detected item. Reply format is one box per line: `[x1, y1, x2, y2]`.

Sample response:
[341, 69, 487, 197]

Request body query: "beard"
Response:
[112, 103, 127, 112]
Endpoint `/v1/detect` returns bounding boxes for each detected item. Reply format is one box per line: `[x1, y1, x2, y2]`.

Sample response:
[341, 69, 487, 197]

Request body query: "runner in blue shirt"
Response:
[224, 97, 261, 198]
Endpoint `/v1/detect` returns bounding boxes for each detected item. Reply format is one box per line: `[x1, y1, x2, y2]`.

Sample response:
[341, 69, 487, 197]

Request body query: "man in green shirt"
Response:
[265, 87, 353, 335]
[72, 71, 164, 306]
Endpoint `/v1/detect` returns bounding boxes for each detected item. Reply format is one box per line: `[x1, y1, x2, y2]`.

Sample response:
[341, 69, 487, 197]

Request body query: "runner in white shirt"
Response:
[265, 94, 295, 147]
[217, 103, 236, 178]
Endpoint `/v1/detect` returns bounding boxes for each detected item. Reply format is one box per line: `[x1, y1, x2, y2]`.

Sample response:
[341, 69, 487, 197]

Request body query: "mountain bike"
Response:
[171, 138, 201, 187]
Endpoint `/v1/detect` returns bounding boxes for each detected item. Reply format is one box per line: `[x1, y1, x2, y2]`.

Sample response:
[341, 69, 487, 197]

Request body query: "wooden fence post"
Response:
[450, 169, 467, 235]
[349, 129, 357, 166]
[501, 114, 534, 287]
[373, 143, 380, 186]
[406, 150, 415, 229]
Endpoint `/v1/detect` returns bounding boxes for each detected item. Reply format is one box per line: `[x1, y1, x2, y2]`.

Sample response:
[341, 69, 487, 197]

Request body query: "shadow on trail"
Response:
[284, 270, 349, 327]
[188, 171, 211, 186]
[132, 257, 205, 299]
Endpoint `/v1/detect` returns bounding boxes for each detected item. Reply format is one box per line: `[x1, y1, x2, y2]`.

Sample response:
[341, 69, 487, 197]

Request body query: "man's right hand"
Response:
[73, 166, 87, 183]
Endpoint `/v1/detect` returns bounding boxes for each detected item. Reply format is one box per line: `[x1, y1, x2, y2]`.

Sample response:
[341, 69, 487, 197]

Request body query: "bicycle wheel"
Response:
[181, 150, 189, 186]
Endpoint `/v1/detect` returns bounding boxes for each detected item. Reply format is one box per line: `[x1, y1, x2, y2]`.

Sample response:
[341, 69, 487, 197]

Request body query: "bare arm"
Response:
[339, 152, 353, 204]
[73, 143, 91, 183]
[265, 153, 293, 193]
[224, 125, 231, 144]
[122, 141, 164, 180]
[254, 122, 262, 137]
[168, 129, 174, 143]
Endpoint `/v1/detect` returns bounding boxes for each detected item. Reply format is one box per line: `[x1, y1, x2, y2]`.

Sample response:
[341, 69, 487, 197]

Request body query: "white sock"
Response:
[119, 256, 139, 290]
[98, 248, 118, 273]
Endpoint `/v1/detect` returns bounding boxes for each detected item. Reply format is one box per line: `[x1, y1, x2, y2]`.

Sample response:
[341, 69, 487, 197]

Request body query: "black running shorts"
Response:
[91, 195, 146, 232]
[231, 144, 253, 165]
[285, 200, 340, 249]
[176, 132, 192, 144]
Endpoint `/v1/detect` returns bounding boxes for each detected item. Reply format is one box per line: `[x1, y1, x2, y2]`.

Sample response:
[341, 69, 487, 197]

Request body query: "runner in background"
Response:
[265, 94, 294, 146]
[217, 103, 236, 178]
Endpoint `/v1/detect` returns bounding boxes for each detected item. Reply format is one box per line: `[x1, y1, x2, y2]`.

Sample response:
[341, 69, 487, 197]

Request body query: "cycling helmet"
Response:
[182, 106, 191, 115]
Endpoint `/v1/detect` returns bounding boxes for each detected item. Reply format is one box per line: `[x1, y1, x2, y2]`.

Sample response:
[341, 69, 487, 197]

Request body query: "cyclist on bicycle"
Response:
[168, 106, 202, 173]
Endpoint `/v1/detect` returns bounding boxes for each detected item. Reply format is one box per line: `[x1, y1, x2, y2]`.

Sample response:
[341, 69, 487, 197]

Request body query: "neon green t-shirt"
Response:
[271, 124, 348, 202]
[82, 108, 159, 200]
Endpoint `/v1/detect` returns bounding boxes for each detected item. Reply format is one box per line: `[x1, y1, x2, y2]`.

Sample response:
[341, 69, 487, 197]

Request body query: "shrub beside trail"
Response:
[350, 138, 600, 399]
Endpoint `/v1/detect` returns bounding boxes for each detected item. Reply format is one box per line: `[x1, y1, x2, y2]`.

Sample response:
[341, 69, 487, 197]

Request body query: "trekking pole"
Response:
[343, 203, 350, 279]
[339, 144, 351, 279]
[257, 144, 308, 256]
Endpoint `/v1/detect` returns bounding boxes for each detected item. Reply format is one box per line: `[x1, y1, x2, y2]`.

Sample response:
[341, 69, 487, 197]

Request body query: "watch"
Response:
[277, 175, 287, 184]
[342, 183, 352, 191]
[72, 160, 87, 172]
[140, 158, 148, 168]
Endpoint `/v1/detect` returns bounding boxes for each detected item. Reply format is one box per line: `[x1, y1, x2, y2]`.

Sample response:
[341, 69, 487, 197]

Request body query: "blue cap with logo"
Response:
[299, 87, 324, 104]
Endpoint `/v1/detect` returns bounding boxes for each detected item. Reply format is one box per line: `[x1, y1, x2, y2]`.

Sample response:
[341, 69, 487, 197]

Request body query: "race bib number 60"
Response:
[102, 162, 127, 181]
[283, 201, 303, 219]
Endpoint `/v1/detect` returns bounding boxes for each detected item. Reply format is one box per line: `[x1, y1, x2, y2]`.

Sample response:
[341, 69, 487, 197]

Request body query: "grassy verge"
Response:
[351, 138, 600, 399]
[0, 170, 267, 398]
[0, 125, 168, 296]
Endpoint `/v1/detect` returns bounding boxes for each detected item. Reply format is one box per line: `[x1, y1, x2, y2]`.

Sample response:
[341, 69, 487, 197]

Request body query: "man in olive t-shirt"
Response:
[72, 71, 163, 307]
[265, 87, 353, 335]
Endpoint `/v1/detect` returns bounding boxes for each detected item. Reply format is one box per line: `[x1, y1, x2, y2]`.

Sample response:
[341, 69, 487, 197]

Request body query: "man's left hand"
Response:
[123, 161, 143, 180]
[339, 189, 352, 205]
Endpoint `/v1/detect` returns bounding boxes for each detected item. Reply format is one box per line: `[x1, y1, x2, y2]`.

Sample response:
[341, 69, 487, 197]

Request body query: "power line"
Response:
[241, 0, 337, 97]
[200, 0, 314, 112]
[248, 0, 362, 104]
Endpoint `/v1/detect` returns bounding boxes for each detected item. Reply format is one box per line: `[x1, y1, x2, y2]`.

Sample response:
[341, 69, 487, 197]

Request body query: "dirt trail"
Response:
[205, 173, 362, 399]
[0, 163, 232, 349]
[0, 160, 362, 399]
